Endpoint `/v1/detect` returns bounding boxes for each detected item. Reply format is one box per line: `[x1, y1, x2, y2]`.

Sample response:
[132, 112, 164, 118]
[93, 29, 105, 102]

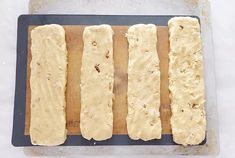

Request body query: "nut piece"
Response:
[179, 25, 184, 30]
[94, 64, 100, 73]
[105, 51, 110, 59]
[92, 41, 97, 46]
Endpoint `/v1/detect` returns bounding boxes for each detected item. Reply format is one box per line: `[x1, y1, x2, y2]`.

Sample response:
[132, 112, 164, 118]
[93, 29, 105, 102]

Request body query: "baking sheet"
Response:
[14, 15, 203, 146]
[16, 1, 220, 155]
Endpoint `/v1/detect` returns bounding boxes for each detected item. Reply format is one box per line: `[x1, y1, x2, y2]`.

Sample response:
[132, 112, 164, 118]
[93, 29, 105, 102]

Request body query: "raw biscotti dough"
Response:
[168, 17, 206, 145]
[126, 24, 161, 141]
[80, 25, 114, 141]
[30, 24, 67, 146]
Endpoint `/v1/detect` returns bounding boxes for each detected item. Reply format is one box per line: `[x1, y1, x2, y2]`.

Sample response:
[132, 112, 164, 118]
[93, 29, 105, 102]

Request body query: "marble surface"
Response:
[0, 0, 234, 157]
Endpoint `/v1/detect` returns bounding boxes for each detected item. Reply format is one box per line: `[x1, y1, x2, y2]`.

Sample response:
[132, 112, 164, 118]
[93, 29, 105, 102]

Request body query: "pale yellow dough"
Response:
[168, 17, 206, 145]
[30, 24, 67, 146]
[126, 24, 161, 141]
[80, 25, 114, 141]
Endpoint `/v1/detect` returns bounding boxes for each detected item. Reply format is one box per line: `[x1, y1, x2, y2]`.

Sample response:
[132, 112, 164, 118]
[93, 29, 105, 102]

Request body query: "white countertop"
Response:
[0, 0, 234, 157]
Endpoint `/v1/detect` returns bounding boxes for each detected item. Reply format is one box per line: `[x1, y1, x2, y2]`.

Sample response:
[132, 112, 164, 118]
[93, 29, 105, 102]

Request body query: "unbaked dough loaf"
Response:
[80, 25, 114, 141]
[30, 24, 67, 146]
[168, 17, 206, 145]
[126, 24, 161, 141]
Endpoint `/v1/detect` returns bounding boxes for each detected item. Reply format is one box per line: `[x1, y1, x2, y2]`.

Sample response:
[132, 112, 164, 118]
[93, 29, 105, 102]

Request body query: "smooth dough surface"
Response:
[126, 24, 161, 141]
[30, 24, 67, 146]
[80, 25, 114, 141]
[168, 17, 206, 145]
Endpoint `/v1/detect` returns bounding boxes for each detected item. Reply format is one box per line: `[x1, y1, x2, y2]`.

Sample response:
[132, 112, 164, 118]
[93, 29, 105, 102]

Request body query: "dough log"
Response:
[168, 17, 206, 145]
[126, 24, 161, 141]
[80, 25, 114, 141]
[30, 24, 67, 146]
